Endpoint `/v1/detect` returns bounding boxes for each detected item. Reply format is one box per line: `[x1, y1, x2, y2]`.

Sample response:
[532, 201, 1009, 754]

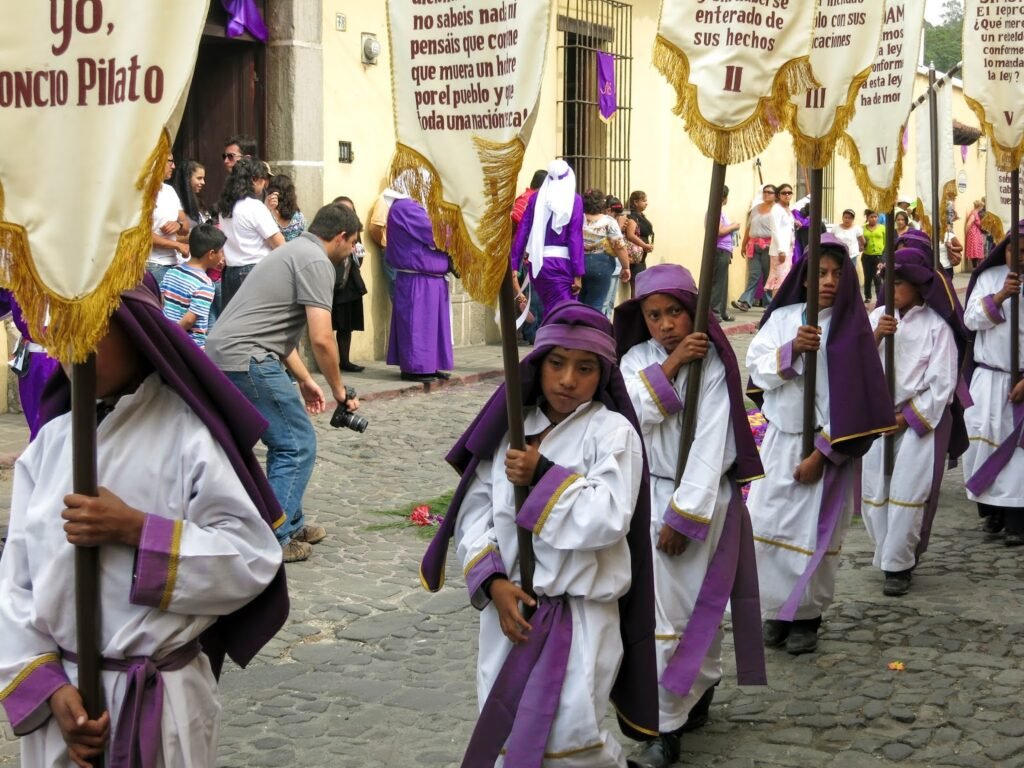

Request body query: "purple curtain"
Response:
[222, 0, 268, 43]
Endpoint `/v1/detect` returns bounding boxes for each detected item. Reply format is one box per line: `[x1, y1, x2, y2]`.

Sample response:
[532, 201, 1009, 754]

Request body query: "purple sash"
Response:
[661, 485, 766, 697]
[62, 641, 201, 768]
[965, 399, 1024, 497]
[461, 597, 573, 768]
[777, 462, 853, 622]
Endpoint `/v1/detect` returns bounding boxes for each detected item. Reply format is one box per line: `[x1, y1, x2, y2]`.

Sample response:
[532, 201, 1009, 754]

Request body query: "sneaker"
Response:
[282, 540, 312, 563]
[882, 569, 912, 596]
[762, 619, 791, 648]
[785, 619, 820, 655]
[293, 524, 327, 545]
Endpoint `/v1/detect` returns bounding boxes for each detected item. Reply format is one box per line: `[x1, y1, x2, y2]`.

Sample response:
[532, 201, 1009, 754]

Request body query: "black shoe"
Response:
[400, 372, 437, 382]
[983, 512, 1006, 534]
[434, 370, 452, 380]
[630, 732, 680, 768]
[763, 619, 791, 648]
[1006, 532, 1024, 547]
[340, 362, 365, 373]
[681, 683, 716, 732]
[731, 300, 750, 312]
[883, 569, 912, 596]
[720, 314, 735, 322]
[786, 619, 820, 655]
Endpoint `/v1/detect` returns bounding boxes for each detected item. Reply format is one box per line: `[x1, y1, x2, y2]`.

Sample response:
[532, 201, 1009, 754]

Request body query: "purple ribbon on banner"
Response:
[222, 0, 269, 43]
[597, 51, 617, 122]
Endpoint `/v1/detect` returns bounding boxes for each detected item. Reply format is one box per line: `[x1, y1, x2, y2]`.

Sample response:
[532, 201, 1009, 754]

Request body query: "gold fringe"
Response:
[916, 198, 933, 238]
[838, 126, 907, 214]
[0, 131, 169, 363]
[965, 94, 1024, 172]
[387, 140, 524, 306]
[982, 210, 1005, 242]
[652, 35, 817, 165]
[914, 182, 956, 240]
[790, 66, 873, 170]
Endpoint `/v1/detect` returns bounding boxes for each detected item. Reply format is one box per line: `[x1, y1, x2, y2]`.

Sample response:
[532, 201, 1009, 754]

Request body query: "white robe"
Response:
[862, 305, 957, 572]
[0, 375, 282, 768]
[963, 265, 1024, 506]
[620, 340, 736, 732]
[455, 401, 642, 768]
[746, 304, 858, 621]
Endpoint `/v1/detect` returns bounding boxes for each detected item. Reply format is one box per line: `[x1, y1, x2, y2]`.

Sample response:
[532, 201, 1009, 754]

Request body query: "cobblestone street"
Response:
[3, 327, 1024, 766]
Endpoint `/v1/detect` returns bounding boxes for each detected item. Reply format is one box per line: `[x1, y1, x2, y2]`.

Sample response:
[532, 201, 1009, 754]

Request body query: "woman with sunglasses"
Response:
[764, 183, 796, 296]
[733, 185, 777, 312]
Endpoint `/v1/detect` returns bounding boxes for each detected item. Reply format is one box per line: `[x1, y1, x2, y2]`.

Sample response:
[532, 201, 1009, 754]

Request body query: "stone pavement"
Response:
[6, 276, 1024, 767]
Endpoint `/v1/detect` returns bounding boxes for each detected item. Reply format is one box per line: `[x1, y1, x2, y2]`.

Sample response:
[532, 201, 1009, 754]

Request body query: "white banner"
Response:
[788, 0, 886, 168]
[0, 1, 209, 359]
[655, 0, 816, 164]
[841, 0, 926, 213]
[984, 149, 1024, 242]
[915, 75, 956, 237]
[963, 0, 1024, 171]
[387, 0, 551, 304]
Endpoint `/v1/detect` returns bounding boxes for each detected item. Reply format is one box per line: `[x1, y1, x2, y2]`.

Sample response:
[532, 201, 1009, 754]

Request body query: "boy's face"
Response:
[641, 293, 693, 354]
[809, 254, 843, 309]
[62, 319, 146, 400]
[206, 247, 225, 270]
[893, 278, 922, 312]
[540, 346, 601, 424]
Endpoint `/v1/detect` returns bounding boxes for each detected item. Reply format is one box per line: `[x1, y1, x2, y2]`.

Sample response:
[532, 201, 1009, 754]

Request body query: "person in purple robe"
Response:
[0, 290, 61, 440]
[385, 197, 455, 383]
[509, 159, 585, 312]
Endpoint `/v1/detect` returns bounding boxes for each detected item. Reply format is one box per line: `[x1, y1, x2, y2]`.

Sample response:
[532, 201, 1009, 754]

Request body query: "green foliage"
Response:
[924, 0, 963, 75]
[366, 490, 453, 538]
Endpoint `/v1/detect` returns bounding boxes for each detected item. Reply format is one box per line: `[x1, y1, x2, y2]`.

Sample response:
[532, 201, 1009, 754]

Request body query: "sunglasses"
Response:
[779, 190, 793, 195]
[763, 189, 776, 194]
[223, 152, 241, 161]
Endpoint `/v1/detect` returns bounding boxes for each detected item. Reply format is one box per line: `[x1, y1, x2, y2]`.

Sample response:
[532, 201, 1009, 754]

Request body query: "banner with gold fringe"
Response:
[915, 75, 956, 238]
[0, 1, 209, 362]
[386, 0, 551, 306]
[841, 0, 926, 214]
[786, 1, 886, 170]
[984, 150, 1023, 242]
[963, 0, 1024, 172]
[654, 0, 816, 165]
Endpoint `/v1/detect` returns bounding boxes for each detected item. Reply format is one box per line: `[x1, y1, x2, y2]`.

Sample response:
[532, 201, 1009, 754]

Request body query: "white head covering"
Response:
[525, 159, 577, 277]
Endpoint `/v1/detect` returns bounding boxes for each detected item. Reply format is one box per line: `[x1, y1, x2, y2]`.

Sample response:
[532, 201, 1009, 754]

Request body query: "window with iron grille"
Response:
[795, 162, 836, 224]
[557, 1, 633, 199]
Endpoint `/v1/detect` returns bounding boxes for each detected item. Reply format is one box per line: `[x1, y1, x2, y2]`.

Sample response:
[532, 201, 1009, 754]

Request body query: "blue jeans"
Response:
[222, 264, 256, 308]
[208, 279, 223, 328]
[579, 253, 615, 313]
[146, 262, 173, 287]
[739, 244, 772, 306]
[225, 356, 316, 544]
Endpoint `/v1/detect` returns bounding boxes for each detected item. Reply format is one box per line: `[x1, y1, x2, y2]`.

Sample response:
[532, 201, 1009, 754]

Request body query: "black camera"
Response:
[331, 386, 368, 433]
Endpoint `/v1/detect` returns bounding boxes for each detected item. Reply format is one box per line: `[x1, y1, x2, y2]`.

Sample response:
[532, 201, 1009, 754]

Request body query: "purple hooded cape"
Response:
[39, 275, 289, 677]
[0, 289, 61, 440]
[751, 233, 895, 458]
[420, 302, 658, 745]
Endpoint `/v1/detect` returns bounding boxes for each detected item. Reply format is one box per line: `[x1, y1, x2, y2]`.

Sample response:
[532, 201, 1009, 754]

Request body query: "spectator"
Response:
[368, 183, 412, 299]
[603, 195, 629, 315]
[734, 185, 776, 311]
[712, 185, 740, 322]
[160, 223, 224, 348]
[331, 196, 369, 372]
[147, 153, 189, 285]
[862, 210, 886, 303]
[580, 188, 630, 316]
[173, 160, 222, 324]
[266, 174, 307, 241]
[206, 204, 363, 563]
[217, 157, 285, 307]
[833, 208, 865, 274]
[385, 198, 454, 382]
[894, 210, 911, 239]
[965, 199, 986, 269]
[223, 134, 257, 172]
[764, 182, 796, 295]
[626, 190, 655, 278]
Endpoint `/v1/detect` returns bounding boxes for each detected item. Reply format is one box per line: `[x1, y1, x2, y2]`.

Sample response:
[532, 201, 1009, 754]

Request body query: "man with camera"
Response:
[207, 203, 363, 563]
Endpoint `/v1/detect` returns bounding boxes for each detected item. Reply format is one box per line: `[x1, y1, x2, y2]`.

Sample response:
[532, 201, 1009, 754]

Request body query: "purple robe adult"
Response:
[385, 197, 454, 375]
[509, 184, 585, 310]
[421, 302, 659, 764]
[0, 289, 61, 440]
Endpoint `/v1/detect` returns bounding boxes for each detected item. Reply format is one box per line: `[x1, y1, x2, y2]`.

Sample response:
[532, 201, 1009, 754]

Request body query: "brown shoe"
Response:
[293, 524, 327, 545]
[282, 540, 312, 563]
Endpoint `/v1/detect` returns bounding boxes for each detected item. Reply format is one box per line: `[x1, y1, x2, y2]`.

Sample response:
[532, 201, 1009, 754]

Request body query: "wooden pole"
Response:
[928, 64, 941, 271]
[675, 161, 727, 482]
[1012, 169, 1021, 388]
[497, 265, 535, 609]
[802, 169, 824, 458]
[72, 358, 104, 768]
[883, 211, 896, 476]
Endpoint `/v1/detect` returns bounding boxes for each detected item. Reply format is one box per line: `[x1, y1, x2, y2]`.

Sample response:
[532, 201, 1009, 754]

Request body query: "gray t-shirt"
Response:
[206, 231, 336, 371]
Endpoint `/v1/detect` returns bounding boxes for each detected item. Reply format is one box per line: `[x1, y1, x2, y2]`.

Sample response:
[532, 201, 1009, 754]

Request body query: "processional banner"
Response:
[841, 0, 926, 213]
[0, 1, 209, 361]
[386, 0, 551, 304]
[914, 76, 955, 237]
[654, 0, 816, 164]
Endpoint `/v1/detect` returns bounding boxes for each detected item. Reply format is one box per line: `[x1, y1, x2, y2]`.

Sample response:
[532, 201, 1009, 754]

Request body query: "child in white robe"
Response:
[420, 302, 658, 768]
[614, 264, 765, 768]
[863, 240, 967, 595]
[962, 221, 1024, 543]
[0, 280, 286, 767]
[746, 235, 894, 656]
